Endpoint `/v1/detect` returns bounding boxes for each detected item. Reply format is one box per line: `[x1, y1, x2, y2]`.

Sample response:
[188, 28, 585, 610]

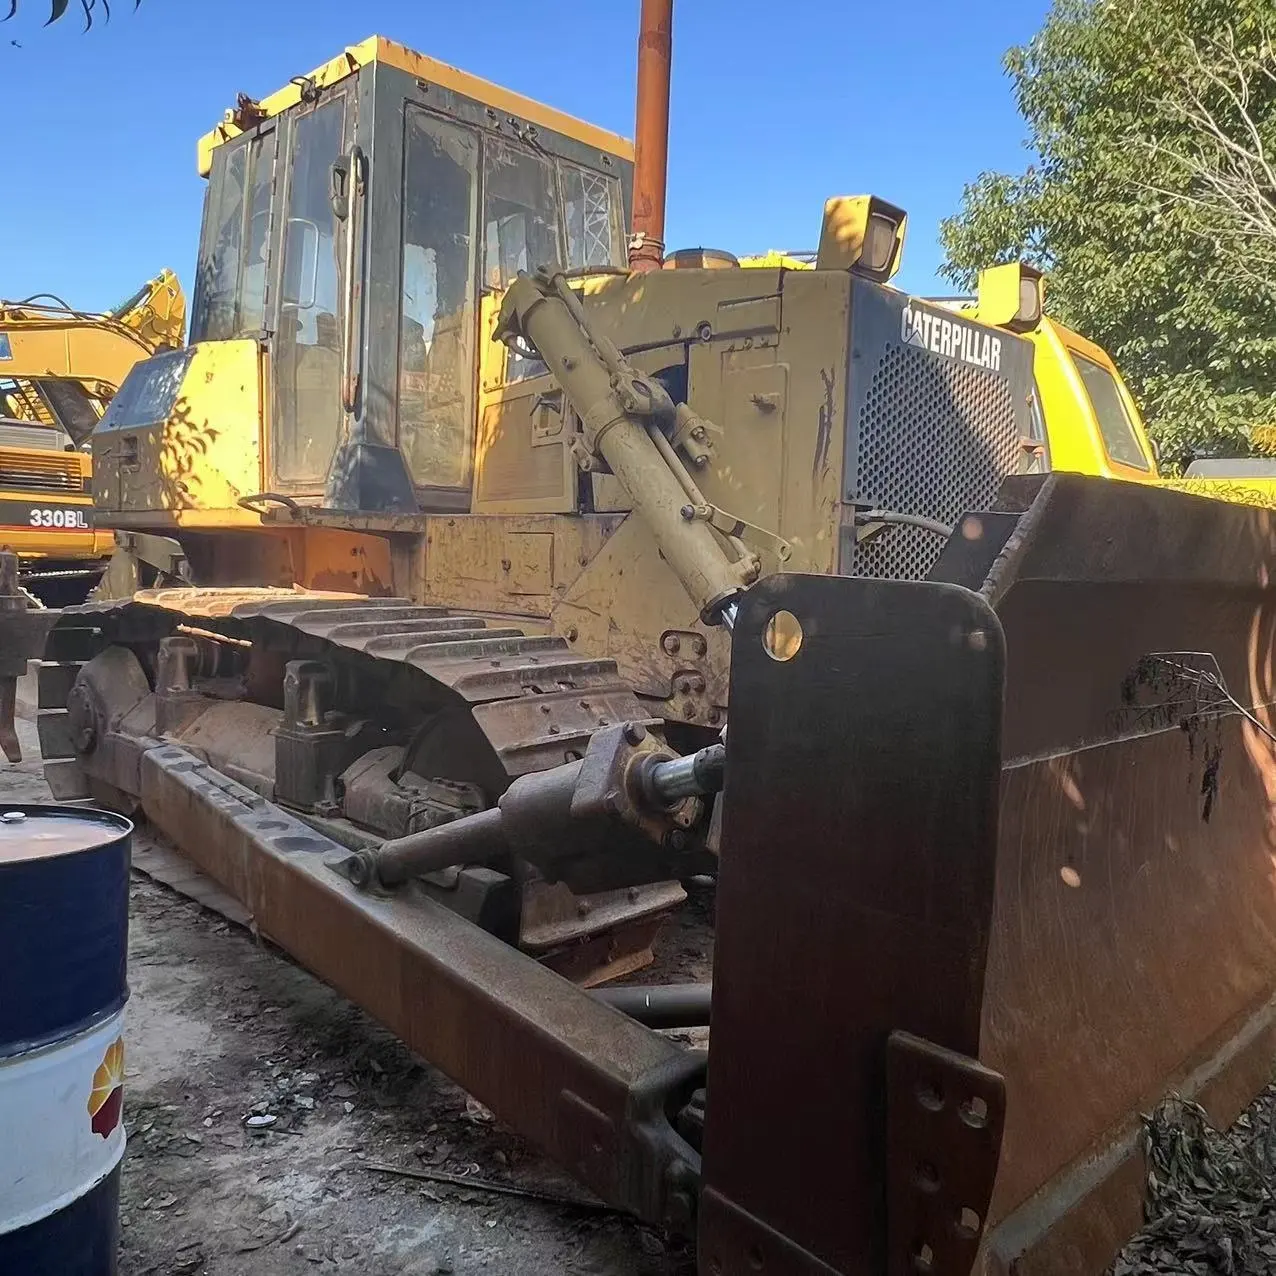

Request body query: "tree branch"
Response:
[1128, 22, 1276, 295]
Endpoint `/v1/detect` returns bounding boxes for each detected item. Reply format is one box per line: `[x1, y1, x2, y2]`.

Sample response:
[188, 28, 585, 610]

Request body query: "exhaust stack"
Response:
[628, 0, 673, 273]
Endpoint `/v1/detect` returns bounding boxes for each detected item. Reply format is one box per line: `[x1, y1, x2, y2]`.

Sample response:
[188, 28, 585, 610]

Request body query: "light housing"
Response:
[976, 261, 1045, 333]
[815, 196, 907, 282]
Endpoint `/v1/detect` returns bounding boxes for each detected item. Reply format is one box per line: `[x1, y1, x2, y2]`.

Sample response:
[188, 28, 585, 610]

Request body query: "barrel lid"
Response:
[0, 806, 132, 865]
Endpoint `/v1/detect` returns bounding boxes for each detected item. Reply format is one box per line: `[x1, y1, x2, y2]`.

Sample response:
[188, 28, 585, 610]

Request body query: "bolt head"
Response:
[623, 723, 647, 746]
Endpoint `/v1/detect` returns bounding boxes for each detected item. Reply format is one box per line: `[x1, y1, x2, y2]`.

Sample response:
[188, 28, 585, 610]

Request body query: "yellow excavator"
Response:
[12, 14, 1276, 1276]
[0, 271, 184, 602]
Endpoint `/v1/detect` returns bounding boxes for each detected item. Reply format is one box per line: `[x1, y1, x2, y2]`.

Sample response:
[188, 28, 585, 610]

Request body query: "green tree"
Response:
[941, 0, 1276, 466]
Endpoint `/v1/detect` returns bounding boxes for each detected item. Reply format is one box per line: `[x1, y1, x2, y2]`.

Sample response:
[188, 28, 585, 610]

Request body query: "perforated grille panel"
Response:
[850, 341, 1020, 581]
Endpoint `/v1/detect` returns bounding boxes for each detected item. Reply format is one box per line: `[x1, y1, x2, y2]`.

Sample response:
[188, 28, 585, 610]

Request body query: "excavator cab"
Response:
[94, 38, 632, 529]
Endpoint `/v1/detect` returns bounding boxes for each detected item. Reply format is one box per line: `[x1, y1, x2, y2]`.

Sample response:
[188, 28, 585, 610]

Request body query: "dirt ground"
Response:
[5, 715, 696, 1276]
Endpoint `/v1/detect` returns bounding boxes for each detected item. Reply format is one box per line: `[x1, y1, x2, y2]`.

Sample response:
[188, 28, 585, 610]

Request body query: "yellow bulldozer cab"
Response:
[96, 36, 633, 526]
[1027, 317, 1158, 479]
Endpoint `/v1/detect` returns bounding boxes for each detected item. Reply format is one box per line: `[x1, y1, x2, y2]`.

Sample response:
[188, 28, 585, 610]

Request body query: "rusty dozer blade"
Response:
[29, 475, 1276, 1273]
[930, 472, 1276, 1274]
[700, 574, 1009, 1276]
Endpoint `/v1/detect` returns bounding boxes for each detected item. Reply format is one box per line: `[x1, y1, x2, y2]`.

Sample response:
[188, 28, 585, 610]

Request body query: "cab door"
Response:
[270, 87, 355, 494]
[394, 103, 481, 498]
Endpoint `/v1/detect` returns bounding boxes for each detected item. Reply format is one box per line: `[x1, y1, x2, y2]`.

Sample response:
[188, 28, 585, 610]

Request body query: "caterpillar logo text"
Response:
[902, 304, 1002, 372]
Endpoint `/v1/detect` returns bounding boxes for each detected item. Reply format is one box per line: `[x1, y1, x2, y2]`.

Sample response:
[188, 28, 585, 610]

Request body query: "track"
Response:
[35, 588, 686, 982]
[39, 588, 657, 791]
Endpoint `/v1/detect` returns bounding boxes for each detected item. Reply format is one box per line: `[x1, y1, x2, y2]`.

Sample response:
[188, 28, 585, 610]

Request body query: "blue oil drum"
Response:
[0, 804, 131, 1275]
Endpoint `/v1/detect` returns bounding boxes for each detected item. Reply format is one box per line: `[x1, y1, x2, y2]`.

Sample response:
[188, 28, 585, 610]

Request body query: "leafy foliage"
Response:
[3, 0, 140, 29]
[1113, 1092, 1276, 1275]
[940, 0, 1276, 466]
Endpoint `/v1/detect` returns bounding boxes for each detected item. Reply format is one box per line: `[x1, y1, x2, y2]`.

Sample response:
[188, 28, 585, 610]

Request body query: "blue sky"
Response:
[1, 0, 1051, 313]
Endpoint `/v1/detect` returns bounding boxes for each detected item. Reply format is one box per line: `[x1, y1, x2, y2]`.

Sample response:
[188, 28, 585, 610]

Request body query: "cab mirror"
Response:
[283, 217, 320, 309]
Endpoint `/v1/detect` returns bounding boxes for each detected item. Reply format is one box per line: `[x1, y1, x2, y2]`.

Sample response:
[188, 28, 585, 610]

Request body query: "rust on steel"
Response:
[698, 574, 1007, 1276]
[628, 0, 673, 272]
[134, 741, 704, 1227]
[965, 475, 1276, 1273]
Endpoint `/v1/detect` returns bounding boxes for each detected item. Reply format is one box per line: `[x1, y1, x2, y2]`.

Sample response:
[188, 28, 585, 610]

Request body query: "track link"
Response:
[38, 587, 655, 798]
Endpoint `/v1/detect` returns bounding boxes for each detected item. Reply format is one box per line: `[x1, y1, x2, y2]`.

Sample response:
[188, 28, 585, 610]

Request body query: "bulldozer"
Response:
[0, 270, 185, 603]
[11, 9, 1276, 1274]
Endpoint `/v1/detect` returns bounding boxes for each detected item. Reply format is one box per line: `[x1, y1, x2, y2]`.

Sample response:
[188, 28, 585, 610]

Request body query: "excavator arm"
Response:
[0, 269, 185, 427]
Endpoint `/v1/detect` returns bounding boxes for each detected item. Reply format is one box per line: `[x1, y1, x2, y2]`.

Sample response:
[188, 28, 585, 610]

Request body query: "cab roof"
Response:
[197, 35, 634, 176]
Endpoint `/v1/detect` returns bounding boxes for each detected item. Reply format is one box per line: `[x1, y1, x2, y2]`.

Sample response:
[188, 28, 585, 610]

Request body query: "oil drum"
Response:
[0, 805, 131, 1275]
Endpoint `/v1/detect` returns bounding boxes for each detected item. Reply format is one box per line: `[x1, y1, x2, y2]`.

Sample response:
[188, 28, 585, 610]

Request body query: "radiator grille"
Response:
[851, 342, 1019, 580]
[0, 446, 87, 494]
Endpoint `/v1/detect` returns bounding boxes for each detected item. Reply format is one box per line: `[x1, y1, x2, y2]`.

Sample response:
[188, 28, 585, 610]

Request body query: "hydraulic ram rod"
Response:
[351, 740, 727, 891]
[494, 274, 754, 623]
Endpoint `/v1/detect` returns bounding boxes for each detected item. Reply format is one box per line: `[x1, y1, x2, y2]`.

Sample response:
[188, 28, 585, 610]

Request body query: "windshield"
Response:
[1072, 350, 1150, 471]
[37, 379, 101, 445]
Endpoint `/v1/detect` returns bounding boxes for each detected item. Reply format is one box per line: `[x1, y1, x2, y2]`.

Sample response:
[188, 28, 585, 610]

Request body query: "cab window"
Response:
[191, 127, 277, 343]
[398, 107, 479, 491]
[483, 138, 561, 288]
[1072, 351, 1150, 471]
[38, 379, 101, 445]
[273, 98, 347, 486]
[559, 161, 624, 271]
